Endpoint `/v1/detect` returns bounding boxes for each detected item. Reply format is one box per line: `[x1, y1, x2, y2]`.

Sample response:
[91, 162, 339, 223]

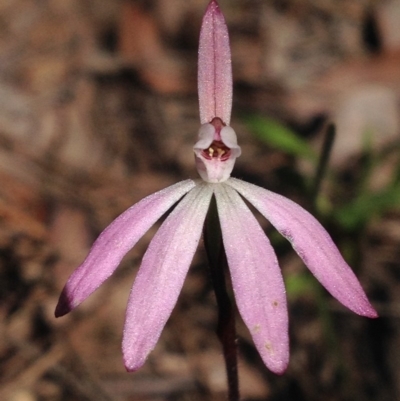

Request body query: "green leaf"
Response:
[285, 272, 319, 299]
[335, 184, 400, 230]
[244, 115, 317, 162]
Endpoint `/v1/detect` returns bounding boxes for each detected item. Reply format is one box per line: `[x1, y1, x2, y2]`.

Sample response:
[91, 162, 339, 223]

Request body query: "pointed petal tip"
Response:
[360, 304, 379, 319]
[124, 363, 141, 373]
[206, 0, 220, 12]
[204, 1, 225, 24]
[54, 290, 74, 318]
[272, 366, 288, 376]
[267, 359, 288, 375]
[203, 0, 224, 30]
[124, 355, 145, 373]
[347, 294, 378, 318]
[263, 345, 289, 375]
[54, 307, 65, 318]
[339, 297, 379, 319]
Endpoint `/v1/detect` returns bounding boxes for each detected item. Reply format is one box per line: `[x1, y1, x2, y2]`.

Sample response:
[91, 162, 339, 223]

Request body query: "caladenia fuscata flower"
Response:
[55, 0, 377, 375]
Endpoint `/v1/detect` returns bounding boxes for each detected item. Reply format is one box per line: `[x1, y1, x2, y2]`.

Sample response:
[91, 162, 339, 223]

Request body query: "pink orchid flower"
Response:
[55, 0, 377, 375]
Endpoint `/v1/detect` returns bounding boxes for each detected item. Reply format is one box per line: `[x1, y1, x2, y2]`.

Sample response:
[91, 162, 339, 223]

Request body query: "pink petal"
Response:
[214, 184, 289, 374]
[227, 178, 378, 318]
[55, 180, 196, 317]
[220, 126, 241, 156]
[123, 183, 213, 371]
[198, 0, 232, 125]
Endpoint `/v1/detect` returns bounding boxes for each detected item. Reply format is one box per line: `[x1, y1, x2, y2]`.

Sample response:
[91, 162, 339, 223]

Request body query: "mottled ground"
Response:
[1, 1, 400, 400]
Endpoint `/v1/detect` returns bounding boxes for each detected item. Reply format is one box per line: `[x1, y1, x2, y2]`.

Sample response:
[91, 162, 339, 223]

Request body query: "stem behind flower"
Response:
[204, 196, 239, 401]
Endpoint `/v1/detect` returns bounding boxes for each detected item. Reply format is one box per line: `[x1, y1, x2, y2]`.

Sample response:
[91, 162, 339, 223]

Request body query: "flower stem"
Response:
[204, 196, 239, 401]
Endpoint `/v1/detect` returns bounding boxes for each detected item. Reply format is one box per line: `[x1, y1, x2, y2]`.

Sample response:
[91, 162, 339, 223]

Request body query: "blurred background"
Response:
[0, 0, 400, 400]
